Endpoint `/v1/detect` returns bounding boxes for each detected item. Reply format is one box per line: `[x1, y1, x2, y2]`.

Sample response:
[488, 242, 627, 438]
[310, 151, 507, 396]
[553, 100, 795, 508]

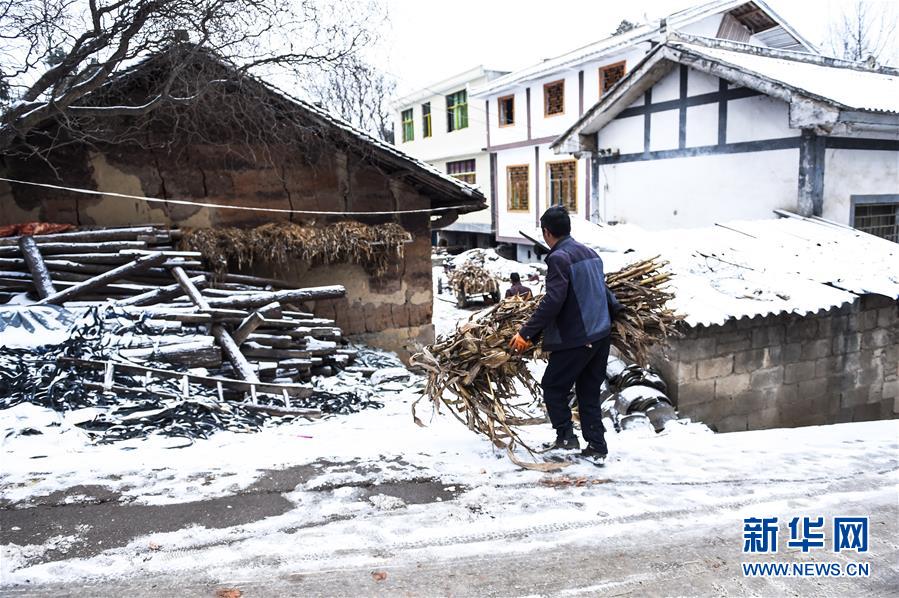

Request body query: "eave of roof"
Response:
[565, 211, 899, 328]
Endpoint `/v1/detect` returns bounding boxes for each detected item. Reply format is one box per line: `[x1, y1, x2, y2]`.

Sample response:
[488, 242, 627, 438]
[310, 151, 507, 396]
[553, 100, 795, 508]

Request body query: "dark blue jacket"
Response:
[519, 236, 621, 351]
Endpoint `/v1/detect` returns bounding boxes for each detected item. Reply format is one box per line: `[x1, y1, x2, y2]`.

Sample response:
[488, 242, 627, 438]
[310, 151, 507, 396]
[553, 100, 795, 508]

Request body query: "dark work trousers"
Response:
[541, 335, 611, 450]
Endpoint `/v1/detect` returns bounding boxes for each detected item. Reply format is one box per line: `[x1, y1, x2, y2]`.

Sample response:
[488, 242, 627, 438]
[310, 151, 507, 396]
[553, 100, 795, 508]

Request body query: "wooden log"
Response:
[60, 357, 312, 397]
[281, 310, 316, 319]
[37, 252, 167, 305]
[256, 317, 338, 329]
[212, 324, 259, 382]
[121, 249, 202, 258]
[143, 320, 184, 333]
[185, 270, 294, 289]
[172, 266, 260, 385]
[119, 308, 214, 323]
[231, 312, 265, 346]
[232, 302, 283, 345]
[171, 266, 210, 307]
[202, 286, 346, 310]
[117, 275, 205, 306]
[244, 333, 295, 348]
[18, 236, 57, 299]
[282, 327, 342, 339]
[0, 226, 159, 246]
[240, 343, 311, 360]
[276, 357, 313, 368]
[118, 340, 222, 367]
[0, 241, 147, 257]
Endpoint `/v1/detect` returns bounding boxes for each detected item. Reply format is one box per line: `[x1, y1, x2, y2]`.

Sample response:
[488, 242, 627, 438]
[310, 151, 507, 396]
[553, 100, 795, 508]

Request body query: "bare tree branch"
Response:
[0, 0, 385, 153]
[827, 0, 897, 64]
[303, 55, 396, 142]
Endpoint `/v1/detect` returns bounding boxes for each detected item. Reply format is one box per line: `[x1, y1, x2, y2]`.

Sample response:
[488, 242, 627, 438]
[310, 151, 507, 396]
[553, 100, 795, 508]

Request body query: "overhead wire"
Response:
[0, 177, 479, 216]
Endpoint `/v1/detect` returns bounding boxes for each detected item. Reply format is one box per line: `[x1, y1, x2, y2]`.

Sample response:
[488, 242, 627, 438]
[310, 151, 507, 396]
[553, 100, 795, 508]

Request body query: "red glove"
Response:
[509, 333, 533, 353]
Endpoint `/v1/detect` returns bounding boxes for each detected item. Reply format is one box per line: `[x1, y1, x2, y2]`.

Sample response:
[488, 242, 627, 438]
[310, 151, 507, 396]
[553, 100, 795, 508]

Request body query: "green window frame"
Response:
[422, 102, 432, 138]
[446, 89, 468, 132]
[401, 108, 414, 142]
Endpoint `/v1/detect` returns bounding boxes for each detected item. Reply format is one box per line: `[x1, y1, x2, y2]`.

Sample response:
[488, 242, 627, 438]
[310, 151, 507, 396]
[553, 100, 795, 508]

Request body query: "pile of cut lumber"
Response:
[0, 225, 357, 404]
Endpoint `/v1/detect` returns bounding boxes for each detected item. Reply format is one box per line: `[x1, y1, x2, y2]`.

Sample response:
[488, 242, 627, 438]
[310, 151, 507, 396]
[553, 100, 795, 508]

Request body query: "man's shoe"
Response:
[543, 432, 580, 451]
[580, 444, 607, 466]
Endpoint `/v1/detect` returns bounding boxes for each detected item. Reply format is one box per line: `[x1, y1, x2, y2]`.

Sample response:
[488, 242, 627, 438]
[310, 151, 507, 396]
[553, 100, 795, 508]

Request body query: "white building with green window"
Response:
[392, 66, 508, 249]
[470, 0, 815, 261]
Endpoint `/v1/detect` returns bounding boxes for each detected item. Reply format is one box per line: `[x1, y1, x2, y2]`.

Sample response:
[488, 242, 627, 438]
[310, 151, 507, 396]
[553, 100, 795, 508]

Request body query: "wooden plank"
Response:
[60, 357, 313, 397]
[37, 252, 167, 305]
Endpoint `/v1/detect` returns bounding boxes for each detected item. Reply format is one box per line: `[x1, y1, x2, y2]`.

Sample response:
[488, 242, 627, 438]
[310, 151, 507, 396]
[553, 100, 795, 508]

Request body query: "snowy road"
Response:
[2, 281, 898, 596]
[2, 388, 897, 596]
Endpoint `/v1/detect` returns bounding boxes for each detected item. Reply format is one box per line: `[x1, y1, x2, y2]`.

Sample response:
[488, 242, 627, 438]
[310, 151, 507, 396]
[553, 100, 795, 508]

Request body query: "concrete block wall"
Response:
[653, 295, 899, 433]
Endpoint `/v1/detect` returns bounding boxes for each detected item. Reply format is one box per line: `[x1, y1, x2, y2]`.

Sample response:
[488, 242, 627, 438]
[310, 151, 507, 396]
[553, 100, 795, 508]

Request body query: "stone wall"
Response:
[653, 295, 899, 432]
[0, 142, 439, 358]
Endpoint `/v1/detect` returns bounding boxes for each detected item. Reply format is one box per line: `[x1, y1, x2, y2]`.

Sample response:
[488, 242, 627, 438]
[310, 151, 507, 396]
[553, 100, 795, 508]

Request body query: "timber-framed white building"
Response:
[552, 34, 899, 239]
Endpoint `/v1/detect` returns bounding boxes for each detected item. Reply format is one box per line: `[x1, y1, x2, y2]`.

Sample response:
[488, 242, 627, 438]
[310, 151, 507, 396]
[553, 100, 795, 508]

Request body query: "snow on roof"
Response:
[676, 39, 899, 114]
[563, 213, 899, 327]
[553, 34, 899, 152]
[471, 0, 813, 98]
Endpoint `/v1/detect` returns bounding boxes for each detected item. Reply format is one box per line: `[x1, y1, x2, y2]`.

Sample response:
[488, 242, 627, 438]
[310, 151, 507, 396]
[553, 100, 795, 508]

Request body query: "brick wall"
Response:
[653, 295, 899, 433]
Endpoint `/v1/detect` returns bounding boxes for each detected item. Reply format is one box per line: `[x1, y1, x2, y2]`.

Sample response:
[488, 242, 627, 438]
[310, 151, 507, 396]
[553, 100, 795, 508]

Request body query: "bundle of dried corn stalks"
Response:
[179, 221, 409, 279]
[447, 263, 499, 296]
[411, 256, 681, 470]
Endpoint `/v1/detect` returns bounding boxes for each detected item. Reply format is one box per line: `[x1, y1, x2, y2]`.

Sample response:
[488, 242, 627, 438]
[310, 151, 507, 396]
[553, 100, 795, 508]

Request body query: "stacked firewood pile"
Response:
[411, 257, 681, 469]
[0, 225, 381, 439]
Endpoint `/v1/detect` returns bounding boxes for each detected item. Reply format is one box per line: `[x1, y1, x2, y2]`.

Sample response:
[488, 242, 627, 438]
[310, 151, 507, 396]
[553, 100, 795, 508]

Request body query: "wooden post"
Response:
[171, 266, 260, 384]
[18, 236, 56, 299]
[37, 252, 167, 305]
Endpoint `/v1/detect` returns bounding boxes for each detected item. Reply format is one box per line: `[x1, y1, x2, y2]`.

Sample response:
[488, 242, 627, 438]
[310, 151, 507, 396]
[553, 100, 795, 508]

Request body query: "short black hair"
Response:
[510, 272, 521, 283]
[540, 205, 571, 237]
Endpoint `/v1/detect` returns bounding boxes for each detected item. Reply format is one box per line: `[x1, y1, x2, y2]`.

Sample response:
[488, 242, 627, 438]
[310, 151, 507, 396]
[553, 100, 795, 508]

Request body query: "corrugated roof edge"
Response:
[684, 301, 857, 329]
[62, 45, 488, 213]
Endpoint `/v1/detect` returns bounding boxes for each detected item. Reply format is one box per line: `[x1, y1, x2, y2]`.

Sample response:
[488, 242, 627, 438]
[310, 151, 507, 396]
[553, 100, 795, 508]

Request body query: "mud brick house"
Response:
[0, 46, 485, 357]
[573, 213, 899, 432]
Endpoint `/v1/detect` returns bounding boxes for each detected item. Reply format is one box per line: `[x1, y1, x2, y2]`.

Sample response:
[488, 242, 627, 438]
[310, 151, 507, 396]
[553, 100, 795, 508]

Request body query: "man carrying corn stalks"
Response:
[510, 206, 621, 466]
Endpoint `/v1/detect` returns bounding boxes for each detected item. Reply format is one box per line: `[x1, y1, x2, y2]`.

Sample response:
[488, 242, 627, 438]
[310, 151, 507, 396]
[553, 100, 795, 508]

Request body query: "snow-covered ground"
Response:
[1, 282, 897, 596]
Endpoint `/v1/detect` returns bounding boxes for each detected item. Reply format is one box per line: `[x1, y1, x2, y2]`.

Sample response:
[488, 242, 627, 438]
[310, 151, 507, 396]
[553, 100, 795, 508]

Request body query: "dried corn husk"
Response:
[411, 256, 682, 470]
[447, 263, 499, 296]
[179, 221, 409, 278]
